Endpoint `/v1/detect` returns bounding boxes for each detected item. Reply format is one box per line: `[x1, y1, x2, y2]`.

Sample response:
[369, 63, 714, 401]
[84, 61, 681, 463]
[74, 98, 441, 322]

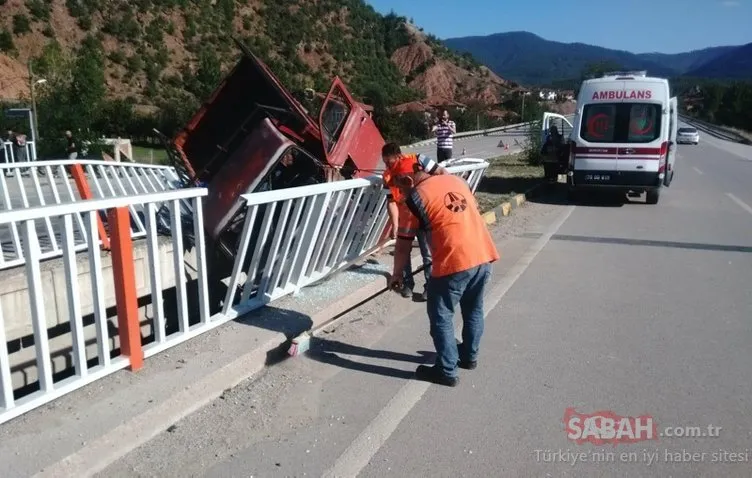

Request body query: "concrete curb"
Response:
[37, 252, 426, 478]
[39, 184, 543, 476]
[481, 181, 545, 225]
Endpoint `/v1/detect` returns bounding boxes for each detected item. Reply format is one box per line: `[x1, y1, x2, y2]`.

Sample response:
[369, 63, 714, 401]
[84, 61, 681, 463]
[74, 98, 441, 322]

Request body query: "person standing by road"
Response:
[381, 142, 448, 301]
[65, 130, 78, 160]
[432, 110, 456, 163]
[387, 167, 500, 386]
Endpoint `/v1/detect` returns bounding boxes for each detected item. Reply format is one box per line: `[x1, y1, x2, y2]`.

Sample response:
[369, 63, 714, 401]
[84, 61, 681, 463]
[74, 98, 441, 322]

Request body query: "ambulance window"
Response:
[627, 104, 660, 142]
[581, 105, 616, 143]
[580, 103, 662, 143]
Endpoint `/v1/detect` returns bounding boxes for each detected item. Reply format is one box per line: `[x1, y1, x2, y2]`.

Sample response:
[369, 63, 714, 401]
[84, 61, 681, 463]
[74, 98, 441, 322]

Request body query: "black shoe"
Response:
[457, 359, 478, 370]
[415, 365, 459, 387]
[400, 286, 413, 298]
[420, 290, 428, 301]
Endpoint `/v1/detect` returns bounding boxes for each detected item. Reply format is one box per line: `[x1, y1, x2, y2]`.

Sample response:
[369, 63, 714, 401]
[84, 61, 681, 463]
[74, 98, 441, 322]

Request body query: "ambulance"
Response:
[543, 71, 678, 204]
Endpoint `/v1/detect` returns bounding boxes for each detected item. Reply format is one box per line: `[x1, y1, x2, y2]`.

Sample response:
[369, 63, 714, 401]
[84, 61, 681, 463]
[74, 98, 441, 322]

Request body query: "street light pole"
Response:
[28, 61, 40, 144]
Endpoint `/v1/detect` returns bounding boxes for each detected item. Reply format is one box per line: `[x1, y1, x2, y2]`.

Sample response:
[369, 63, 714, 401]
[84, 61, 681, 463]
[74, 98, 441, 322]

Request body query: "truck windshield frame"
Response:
[580, 103, 663, 144]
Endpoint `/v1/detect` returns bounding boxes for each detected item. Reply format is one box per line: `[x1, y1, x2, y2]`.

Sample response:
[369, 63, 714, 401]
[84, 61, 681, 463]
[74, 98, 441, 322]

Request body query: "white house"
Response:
[538, 90, 558, 101]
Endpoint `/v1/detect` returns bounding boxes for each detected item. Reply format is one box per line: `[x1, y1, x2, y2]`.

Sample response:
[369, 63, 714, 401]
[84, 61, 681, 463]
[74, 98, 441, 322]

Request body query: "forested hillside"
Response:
[0, 0, 515, 155]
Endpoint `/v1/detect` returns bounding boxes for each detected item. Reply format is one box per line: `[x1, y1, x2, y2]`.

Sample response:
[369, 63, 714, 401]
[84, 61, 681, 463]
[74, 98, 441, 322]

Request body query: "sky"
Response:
[366, 0, 752, 54]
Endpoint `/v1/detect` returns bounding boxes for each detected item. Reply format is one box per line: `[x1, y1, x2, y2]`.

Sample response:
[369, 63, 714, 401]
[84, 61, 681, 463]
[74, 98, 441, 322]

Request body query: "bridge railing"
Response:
[161, 160, 491, 342]
[0, 187, 208, 425]
[2, 141, 37, 164]
[0, 160, 489, 424]
[0, 160, 183, 271]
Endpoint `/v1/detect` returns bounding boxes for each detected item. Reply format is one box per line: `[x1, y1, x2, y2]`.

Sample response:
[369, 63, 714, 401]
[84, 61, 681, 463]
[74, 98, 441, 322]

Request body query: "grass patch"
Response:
[130, 146, 170, 165]
[474, 153, 544, 212]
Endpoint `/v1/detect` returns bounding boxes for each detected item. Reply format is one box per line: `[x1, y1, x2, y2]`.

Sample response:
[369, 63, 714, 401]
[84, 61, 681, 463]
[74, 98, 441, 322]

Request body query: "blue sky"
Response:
[367, 0, 752, 54]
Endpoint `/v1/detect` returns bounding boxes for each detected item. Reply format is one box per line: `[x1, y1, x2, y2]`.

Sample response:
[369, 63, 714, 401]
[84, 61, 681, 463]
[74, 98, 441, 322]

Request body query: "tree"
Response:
[194, 48, 222, 100]
[12, 14, 31, 35]
[581, 61, 624, 80]
[0, 29, 14, 53]
[68, 36, 106, 134]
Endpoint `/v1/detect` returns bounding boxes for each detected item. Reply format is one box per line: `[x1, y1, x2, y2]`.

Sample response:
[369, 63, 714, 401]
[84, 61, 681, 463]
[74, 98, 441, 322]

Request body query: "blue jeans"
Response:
[426, 262, 492, 378]
[402, 229, 431, 290]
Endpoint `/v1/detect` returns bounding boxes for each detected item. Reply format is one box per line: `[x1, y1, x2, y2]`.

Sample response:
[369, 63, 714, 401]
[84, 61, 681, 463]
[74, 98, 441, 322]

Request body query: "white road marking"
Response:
[693, 167, 704, 175]
[727, 193, 752, 217]
[321, 205, 577, 478]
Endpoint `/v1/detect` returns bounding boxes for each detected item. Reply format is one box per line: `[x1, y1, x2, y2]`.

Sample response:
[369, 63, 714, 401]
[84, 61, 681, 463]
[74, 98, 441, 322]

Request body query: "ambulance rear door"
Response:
[664, 96, 678, 186]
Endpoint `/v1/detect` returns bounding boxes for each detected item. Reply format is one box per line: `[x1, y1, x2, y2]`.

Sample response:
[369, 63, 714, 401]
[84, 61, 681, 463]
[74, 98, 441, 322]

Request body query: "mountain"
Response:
[684, 43, 752, 79]
[442, 31, 746, 85]
[636, 46, 739, 75]
[442, 32, 674, 85]
[0, 1, 509, 110]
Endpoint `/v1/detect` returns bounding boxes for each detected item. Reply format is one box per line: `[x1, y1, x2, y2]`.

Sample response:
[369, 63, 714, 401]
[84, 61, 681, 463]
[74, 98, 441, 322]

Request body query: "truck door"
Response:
[318, 78, 385, 179]
[664, 97, 678, 186]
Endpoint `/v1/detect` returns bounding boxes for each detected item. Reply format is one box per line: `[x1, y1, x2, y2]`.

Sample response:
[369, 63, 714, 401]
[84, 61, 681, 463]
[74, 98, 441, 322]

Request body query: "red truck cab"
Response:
[168, 38, 385, 256]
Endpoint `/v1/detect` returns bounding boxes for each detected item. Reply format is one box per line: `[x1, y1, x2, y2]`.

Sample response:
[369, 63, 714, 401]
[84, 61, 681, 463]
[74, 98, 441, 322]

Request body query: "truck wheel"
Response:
[646, 189, 661, 204]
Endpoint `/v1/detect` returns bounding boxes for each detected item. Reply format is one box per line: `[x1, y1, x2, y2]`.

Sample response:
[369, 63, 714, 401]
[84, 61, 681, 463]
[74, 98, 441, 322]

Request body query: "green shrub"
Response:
[12, 14, 31, 34]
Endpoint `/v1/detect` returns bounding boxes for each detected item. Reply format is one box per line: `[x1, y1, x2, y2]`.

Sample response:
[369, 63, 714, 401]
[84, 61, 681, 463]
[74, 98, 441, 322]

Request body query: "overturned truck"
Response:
[163, 39, 388, 283]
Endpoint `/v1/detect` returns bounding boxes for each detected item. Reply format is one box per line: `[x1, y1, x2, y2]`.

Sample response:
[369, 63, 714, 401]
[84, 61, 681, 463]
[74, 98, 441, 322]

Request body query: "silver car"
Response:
[677, 127, 700, 145]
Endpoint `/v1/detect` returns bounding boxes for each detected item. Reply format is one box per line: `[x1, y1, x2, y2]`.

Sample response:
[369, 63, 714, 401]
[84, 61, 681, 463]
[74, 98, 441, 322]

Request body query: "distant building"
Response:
[538, 90, 557, 101]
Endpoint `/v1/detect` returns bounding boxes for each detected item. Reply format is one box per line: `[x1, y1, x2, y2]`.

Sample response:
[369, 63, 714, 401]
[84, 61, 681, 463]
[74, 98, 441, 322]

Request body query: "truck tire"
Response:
[646, 189, 661, 205]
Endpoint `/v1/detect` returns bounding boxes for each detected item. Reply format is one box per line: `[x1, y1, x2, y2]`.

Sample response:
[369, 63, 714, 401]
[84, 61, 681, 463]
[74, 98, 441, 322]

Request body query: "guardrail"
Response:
[401, 120, 535, 148]
[678, 114, 751, 144]
[0, 160, 183, 271]
[218, 160, 490, 320]
[0, 160, 489, 424]
[0, 187, 208, 425]
[2, 141, 37, 164]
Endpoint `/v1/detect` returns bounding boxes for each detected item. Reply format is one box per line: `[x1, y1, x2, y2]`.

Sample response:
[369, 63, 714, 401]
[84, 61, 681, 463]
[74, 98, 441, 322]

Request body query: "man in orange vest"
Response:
[387, 166, 500, 387]
[382, 142, 447, 300]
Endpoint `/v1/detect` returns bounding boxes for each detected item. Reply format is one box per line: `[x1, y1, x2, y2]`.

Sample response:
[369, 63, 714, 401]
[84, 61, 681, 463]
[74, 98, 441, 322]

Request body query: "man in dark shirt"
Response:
[66, 130, 78, 159]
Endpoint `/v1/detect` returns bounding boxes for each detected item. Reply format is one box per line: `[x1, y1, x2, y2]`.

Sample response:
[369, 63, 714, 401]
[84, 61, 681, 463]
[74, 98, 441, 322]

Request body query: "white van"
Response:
[543, 71, 678, 204]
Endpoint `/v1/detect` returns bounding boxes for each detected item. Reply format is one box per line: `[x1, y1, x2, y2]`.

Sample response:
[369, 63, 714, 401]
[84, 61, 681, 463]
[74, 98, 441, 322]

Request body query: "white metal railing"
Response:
[0, 160, 489, 424]
[218, 160, 490, 320]
[0, 160, 182, 270]
[678, 114, 750, 144]
[2, 141, 37, 164]
[0, 187, 208, 425]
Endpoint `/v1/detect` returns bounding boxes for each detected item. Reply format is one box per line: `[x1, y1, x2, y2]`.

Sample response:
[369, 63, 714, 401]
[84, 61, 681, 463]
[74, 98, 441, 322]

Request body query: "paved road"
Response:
[403, 124, 533, 160]
[100, 130, 752, 476]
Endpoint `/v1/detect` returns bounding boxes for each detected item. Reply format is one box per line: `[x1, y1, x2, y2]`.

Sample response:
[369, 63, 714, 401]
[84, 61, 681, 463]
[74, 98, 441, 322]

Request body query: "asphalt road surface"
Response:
[403, 124, 533, 161]
[100, 129, 752, 477]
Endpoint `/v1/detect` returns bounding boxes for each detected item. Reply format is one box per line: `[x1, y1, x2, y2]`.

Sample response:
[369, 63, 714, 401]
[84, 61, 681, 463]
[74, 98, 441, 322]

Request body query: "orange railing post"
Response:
[108, 206, 144, 371]
[70, 163, 111, 250]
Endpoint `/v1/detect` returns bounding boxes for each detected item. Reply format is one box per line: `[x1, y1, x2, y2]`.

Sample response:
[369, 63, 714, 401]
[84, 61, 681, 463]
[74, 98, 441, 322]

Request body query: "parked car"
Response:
[677, 127, 700, 145]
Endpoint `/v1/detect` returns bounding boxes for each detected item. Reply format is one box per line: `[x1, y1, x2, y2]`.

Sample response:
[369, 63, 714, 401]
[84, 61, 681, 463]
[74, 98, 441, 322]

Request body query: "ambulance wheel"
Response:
[646, 189, 661, 205]
[663, 169, 674, 187]
[567, 188, 580, 202]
